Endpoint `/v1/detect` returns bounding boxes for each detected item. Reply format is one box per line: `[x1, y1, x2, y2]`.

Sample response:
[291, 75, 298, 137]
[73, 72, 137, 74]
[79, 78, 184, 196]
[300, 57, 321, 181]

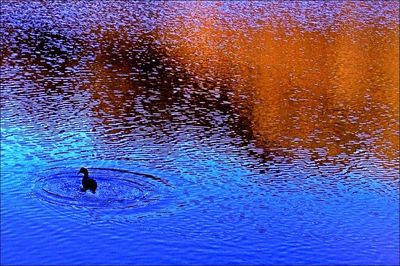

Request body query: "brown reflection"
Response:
[84, 32, 246, 147]
[161, 3, 399, 162]
[2, 1, 398, 168]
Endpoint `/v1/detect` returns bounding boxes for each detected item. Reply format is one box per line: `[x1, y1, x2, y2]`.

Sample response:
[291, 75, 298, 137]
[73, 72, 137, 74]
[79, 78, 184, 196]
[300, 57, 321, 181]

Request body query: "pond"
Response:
[1, 1, 399, 265]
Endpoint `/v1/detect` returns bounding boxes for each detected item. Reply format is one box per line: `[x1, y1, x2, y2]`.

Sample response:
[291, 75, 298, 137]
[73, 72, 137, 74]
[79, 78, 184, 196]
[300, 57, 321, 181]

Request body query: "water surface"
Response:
[1, 1, 399, 265]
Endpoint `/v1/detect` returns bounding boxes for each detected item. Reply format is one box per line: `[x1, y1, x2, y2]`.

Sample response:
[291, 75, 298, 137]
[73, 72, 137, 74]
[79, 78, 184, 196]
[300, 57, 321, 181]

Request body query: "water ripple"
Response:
[32, 167, 173, 210]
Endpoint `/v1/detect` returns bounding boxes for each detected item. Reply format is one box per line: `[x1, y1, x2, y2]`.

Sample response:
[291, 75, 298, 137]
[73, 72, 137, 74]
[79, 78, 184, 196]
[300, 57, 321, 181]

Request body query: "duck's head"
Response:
[78, 167, 88, 176]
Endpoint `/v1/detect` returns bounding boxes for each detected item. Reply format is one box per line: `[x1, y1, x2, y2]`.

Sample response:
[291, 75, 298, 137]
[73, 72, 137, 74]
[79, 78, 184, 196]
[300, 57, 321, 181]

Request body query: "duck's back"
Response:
[83, 178, 97, 193]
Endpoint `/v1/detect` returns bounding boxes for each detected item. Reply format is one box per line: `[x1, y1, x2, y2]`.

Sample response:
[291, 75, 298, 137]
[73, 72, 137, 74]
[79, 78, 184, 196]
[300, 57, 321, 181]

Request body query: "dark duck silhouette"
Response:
[79, 167, 97, 193]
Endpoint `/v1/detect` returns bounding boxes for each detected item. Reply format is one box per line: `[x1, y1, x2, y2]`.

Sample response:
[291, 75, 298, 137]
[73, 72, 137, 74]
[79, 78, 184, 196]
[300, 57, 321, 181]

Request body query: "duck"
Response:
[78, 167, 97, 193]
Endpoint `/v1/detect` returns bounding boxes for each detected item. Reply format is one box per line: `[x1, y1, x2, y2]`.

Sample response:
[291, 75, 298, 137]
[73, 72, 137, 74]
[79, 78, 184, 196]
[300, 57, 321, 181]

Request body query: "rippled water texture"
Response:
[1, 1, 399, 265]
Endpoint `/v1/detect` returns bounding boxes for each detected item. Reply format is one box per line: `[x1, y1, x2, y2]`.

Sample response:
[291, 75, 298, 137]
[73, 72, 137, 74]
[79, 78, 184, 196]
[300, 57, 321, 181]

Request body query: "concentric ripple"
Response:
[32, 167, 172, 210]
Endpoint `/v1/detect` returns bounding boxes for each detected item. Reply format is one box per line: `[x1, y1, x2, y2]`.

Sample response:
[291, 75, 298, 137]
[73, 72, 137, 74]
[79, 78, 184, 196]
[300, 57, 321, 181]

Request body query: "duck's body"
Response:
[79, 167, 97, 193]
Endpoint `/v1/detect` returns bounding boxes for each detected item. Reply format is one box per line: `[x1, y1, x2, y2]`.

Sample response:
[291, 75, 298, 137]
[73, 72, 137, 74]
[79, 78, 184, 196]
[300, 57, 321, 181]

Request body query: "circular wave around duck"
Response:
[32, 167, 173, 210]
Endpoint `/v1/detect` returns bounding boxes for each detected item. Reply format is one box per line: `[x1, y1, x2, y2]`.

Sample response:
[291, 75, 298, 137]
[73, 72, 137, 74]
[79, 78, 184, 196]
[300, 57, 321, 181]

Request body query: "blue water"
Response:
[1, 1, 399, 265]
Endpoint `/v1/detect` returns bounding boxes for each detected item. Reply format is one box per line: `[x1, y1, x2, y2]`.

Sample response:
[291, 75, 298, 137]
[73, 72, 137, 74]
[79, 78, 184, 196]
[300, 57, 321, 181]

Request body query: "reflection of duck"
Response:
[79, 167, 97, 193]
